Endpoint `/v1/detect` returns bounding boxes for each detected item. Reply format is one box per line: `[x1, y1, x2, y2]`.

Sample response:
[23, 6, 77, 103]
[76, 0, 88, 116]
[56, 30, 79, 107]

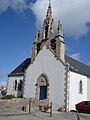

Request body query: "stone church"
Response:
[7, 1, 90, 111]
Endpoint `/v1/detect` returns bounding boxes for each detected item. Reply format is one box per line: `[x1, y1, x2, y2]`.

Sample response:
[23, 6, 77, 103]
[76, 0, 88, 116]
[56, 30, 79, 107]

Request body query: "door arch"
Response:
[35, 74, 49, 100]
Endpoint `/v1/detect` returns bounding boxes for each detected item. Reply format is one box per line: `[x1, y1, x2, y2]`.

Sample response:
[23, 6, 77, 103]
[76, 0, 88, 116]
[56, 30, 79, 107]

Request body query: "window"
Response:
[79, 80, 83, 94]
[18, 80, 22, 91]
[45, 26, 48, 38]
[83, 101, 88, 106]
[51, 39, 56, 52]
[15, 80, 17, 91]
[37, 43, 41, 53]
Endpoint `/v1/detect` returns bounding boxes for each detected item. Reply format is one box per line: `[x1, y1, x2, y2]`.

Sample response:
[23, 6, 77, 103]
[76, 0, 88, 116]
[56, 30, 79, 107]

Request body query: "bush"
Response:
[1, 95, 16, 99]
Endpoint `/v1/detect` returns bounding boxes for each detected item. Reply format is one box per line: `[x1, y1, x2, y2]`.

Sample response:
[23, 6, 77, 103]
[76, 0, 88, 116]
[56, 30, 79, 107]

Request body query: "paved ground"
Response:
[0, 104, 90, 120]
[0, 111, 90, 120]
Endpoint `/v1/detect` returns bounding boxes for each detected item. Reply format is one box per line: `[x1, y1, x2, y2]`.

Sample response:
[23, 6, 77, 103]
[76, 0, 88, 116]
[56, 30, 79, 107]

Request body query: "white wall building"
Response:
[7, 1, 90, 111]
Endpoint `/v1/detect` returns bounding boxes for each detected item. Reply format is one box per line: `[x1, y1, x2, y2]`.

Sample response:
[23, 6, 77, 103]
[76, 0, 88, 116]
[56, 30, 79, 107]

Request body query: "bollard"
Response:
[50, 102, 52, 117]
[29, 100, 31, 114]
[76, 111, 80, 120]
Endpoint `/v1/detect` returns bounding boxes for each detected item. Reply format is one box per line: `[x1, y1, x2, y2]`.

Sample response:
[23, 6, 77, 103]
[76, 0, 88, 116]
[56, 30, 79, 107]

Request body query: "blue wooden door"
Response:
[39, 86, 47, 100]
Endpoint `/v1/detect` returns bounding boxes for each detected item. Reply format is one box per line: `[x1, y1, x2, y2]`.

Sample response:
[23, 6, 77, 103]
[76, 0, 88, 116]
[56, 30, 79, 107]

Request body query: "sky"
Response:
[0, 0, 90, 86]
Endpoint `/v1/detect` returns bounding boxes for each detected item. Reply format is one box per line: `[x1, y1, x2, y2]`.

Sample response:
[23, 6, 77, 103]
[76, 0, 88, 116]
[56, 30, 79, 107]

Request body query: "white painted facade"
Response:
[7, 46, 90, 111]
[69, 71, 88, 110]
[24, 45, 66, 110]
[87, 77, 90, 100]
[7, 76, 24, 97]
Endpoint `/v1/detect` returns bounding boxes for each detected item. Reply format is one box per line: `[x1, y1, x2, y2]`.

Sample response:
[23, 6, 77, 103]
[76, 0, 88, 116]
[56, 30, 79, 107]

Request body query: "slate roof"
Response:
[8, 58, 31, 77]
[65, 55, 90, 77]
[8, 54, 90, 77]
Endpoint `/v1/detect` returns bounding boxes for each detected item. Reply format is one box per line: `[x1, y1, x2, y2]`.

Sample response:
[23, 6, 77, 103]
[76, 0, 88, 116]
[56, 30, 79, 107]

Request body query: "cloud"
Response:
[0, 0, 90, 39]
[0, 71, 5, 77]
[0, 0, 28, 14]
[30, 0, 90, 39]
[0, 71, 7, 86]
[21, 51, 31, 57]
[0, 81, 7, 86]
[65, 45, 69, 52]
[87, 62, 90, 66]
[70, 53, 80, 60]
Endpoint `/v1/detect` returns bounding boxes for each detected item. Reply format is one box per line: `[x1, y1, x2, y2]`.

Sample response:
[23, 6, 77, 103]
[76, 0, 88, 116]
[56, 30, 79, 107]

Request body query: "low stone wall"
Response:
[0, 98, 29, 105]
[0, 98, 49, 113]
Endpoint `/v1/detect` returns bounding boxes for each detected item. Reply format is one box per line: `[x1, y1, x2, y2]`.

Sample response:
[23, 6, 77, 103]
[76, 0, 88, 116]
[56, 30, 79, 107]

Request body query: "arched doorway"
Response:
[35, 74, 49, 100]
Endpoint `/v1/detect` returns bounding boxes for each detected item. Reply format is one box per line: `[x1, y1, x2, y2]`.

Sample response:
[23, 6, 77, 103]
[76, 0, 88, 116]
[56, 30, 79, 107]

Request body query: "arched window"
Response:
[45, 26, 48, 38]
[37, 43, 41, 53]
[18, 80, 22, 91]
[51, 39, 56, 52]
[15, 80, 17, 91]
[79, 80, 83, 94]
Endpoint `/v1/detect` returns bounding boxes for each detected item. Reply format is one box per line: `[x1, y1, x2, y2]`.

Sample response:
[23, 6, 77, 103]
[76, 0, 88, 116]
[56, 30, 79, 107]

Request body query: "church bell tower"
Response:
[31, 0, 65, 62]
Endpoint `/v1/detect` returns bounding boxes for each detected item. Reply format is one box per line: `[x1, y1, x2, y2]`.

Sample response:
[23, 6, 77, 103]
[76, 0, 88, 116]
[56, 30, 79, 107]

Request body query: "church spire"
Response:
[43, 0, 54, 39]
[57, 20, 63, 36]
[46, 0, 52, 19]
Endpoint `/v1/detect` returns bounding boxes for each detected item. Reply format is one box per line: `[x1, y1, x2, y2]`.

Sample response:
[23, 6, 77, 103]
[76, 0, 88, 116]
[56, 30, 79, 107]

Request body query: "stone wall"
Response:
[0, 98, 49, 113]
